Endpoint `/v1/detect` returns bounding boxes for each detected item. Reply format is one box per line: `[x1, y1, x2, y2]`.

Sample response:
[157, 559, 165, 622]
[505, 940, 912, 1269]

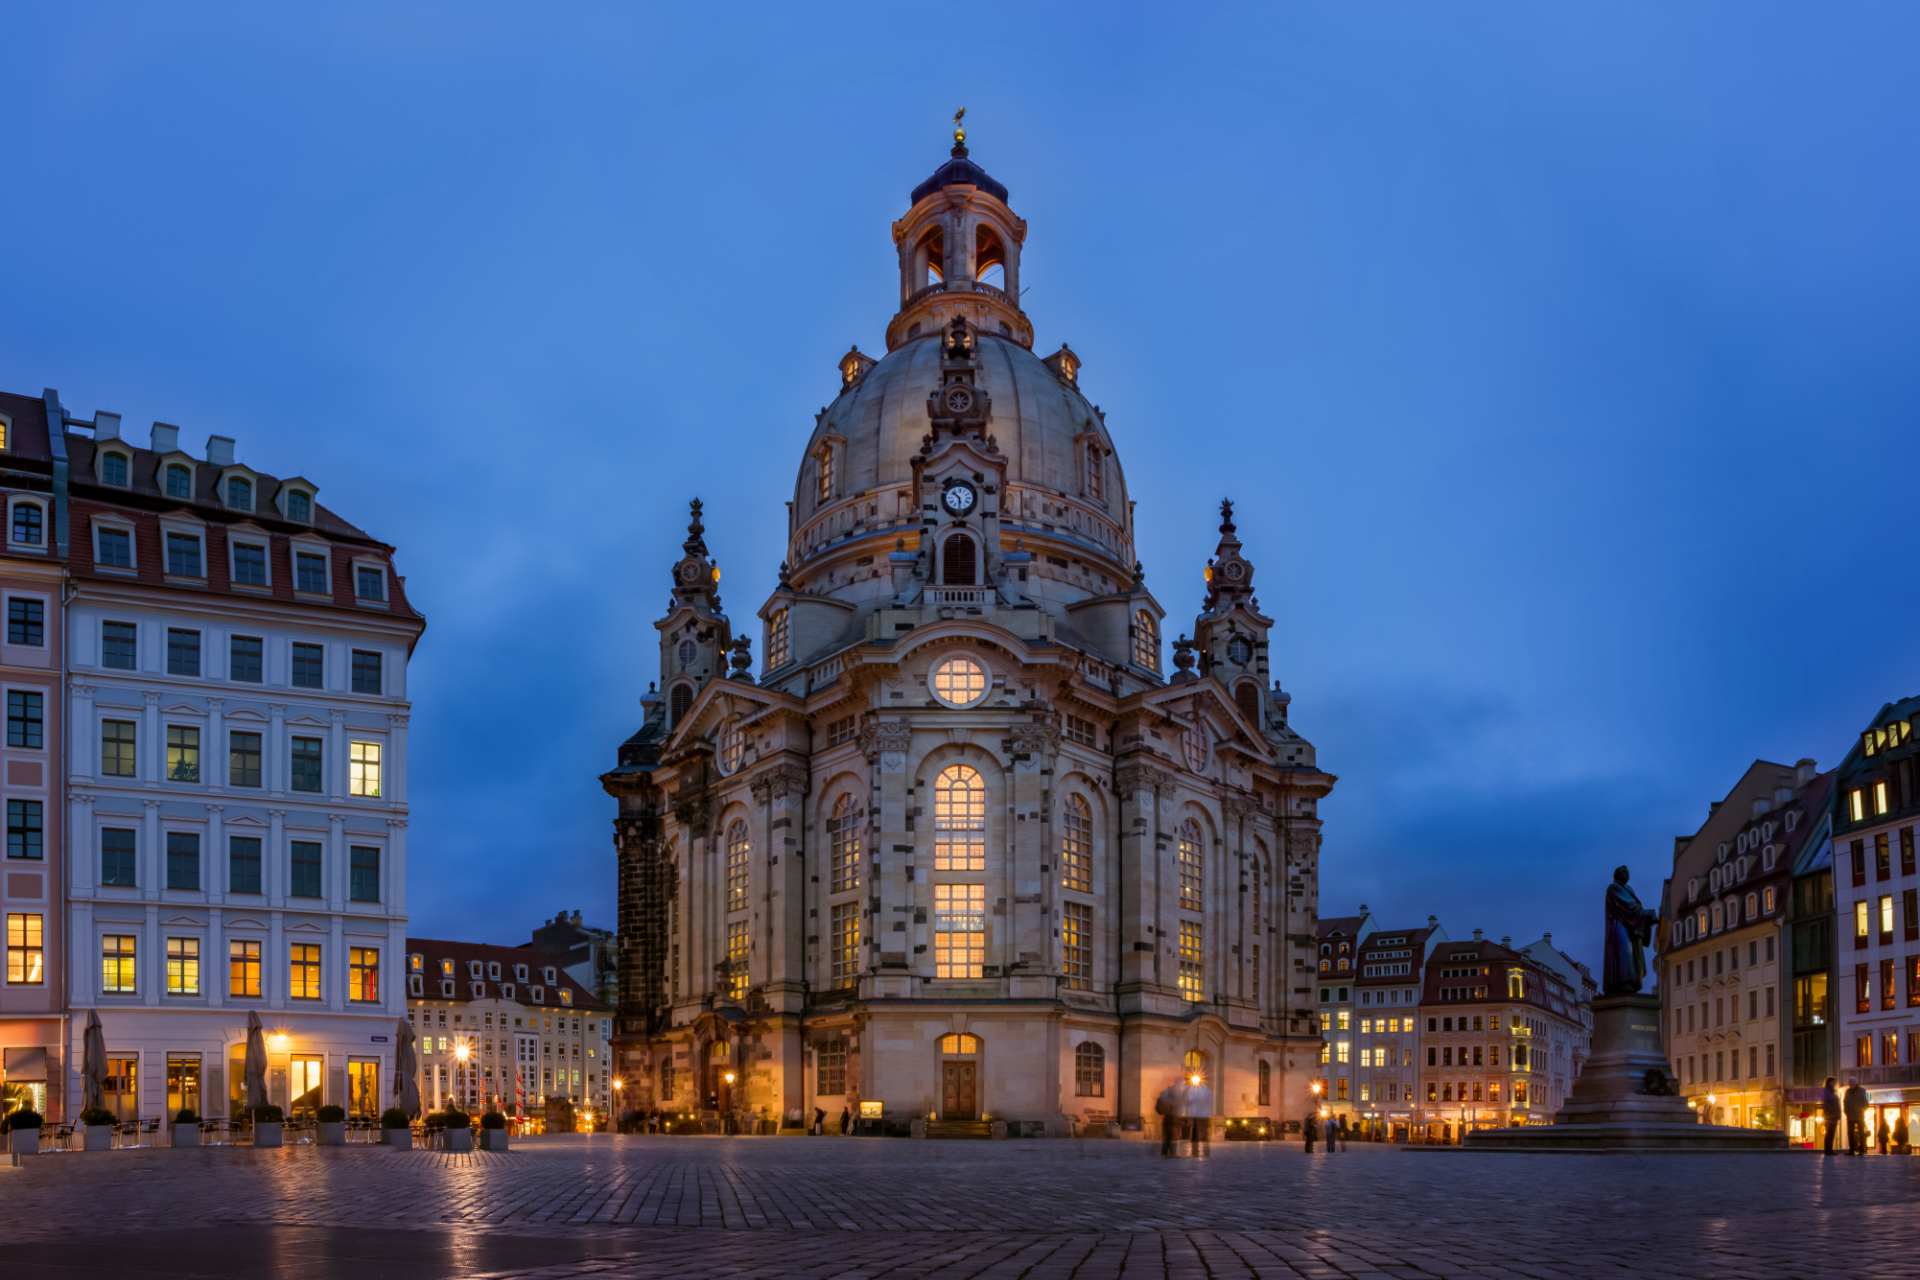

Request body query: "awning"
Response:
[4, 1047, 48, 1081]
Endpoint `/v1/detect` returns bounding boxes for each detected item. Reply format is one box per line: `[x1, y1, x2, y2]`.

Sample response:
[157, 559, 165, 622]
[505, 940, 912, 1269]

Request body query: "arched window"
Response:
[286, 490, 311, 522]
[1075, 1041, 1105, 1097]
[227, 477, 252, 509]
[101, 452, 129, 486]
[817, 446, 834, 504]
[931, 655, 987, 707]
[767, 609, 791, 669]
[11, 501, 41, 546]
[668, 683, 693, 727]
[1084, 444, 1102, 501]
[166, 464, 191, 498]
[1258, 1058, 1271, 1106]
[1235, 682, 1260, 725]
[725, 820, 750, 912]
[941, 533, 976, 585]
[830, 795, 862, 893]
[1182, 723, 1208, 774]
[1131, 611, 1159, 670]
[934, 765, 986, 871]
[938, 1033, 979, 1054]
[1182, 1049, 1210, 1090]
[719, 723, 744, 773]
[1060, 795, 1091, 892]
[1177, 820, 1203, 911]
[933, 887, 984, 981]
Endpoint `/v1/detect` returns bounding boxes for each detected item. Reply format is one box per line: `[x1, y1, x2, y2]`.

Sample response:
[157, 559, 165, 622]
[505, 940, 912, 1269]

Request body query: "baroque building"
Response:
[602, 130, 1332, 1137]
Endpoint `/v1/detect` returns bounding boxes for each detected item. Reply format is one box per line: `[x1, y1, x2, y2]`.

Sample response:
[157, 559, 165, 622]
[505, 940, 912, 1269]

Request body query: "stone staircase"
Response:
[925, 1118, 993, 1140]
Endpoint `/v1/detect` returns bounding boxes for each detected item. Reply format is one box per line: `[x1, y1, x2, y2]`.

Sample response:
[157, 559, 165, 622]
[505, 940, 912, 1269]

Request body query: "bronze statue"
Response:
[1603, 865, 1655, 995]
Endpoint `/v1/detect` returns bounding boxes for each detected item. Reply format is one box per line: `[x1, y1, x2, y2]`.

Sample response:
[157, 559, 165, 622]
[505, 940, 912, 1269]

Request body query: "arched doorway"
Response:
[938, 1033, 981, 1120]
[706, 1040, 733, 1114]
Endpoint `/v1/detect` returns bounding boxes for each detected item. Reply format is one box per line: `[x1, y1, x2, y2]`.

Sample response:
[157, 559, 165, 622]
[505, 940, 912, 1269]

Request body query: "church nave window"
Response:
[1178, 923, 1204, 999]
[933, 883, 986, 978]
[725, 921, 748, 999]
[725, 820, 750, 912]
[1061, 795, 1092, 892]
[1074, 1040, 1104, 1096]
[1235, 682, 1260, 726]
[719, 723, 745, 773]
[830, 795, 863, 893]
[1177, 820, 1204, 911]
[934, 765, 986, 871]
[829, 902, 860, 990]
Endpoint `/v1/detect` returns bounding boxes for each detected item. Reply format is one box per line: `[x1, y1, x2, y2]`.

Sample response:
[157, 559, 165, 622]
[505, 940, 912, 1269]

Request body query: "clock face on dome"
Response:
[942, 481, 978, 516]
[943, 386, 975, 416]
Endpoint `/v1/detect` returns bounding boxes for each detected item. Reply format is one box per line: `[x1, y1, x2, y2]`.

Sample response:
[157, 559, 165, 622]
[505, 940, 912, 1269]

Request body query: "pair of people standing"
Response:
[1154, 1075, 1215, 1157]
[1303, 1112, 1348, 1152]
[1821, 1077, 1872, 1155]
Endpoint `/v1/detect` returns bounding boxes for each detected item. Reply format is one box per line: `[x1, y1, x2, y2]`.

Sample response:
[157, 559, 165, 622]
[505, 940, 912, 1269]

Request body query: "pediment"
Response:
[163, 702, 205, 717]
[286, 920, 330, 933]
[224, 814, 269, 829]
[225, 918, 267, 931]
[286, 715, 331, 729]
[161, 914, 203, 927]
[225, 708, 270, 724]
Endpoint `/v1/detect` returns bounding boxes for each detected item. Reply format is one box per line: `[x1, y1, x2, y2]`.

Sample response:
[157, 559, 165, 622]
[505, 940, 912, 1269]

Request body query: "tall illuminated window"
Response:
[1876, 781, 1891, 816]
[726, 820, 750, 912]
[829, 795, 862, 893]
[1177, 820, 1203, 911]
[102, 935, 136, 993]
[726, 920, 749, 998]
[830, 902, 859, 990]
[6, 913, 42, 984]
[1062, 900, 1092, 991]
[229, 940, 261, 997]
[1178, 920, 1203, 999]
[1061, 795, 1091, 892]
[350, 947, 380, 1002]
[934, 883, 986, 978]
[349, 741, 382, 797]
[817, 446, 834, 503]
[166, 937, 200, 995]
[290, 943, 322, 1000]
[934, 765, 986, 871]
[1084, 443, 1102, 501]
[767, 610, 790, 669]
[1131, 610, 1159, 670]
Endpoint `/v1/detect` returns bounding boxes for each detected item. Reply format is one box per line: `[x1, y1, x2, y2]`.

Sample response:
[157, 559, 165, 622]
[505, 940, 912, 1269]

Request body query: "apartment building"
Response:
[1350, 919, 1446, 1137]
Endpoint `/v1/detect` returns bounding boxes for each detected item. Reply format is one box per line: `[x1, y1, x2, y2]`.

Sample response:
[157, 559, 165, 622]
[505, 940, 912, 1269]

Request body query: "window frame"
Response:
[9, 497, 46, 551]
[100, 718, 138, 778]
[348, 739, 383, 798]
[276, 481, 317, 524]
[229, 730, 263, 788]
[164, 830, 200, 892]
[100, 827, 137, 887]
[291, 539, 332, 596]
[6, 596, 46, 648]
[928, 654, 989, 708]
[6, 687, 43, 751]
[7, 912, 44, 985]
[350, 649, 382, 695]
[228, 835, 262, 894]
[161, 459, 196, 500]
[227, 533, 271, 590]
[97, 447, 132, 487]
[221, 469, 258, 513]
[91, 518, 137, 572]
[159, 517, 207, 579]
[351, 557, 389, 606]
[349, 846, 381, 903]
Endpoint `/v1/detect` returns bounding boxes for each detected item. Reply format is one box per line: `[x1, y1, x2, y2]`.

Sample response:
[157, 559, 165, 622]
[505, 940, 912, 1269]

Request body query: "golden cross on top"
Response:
[953, 107, 966, 145]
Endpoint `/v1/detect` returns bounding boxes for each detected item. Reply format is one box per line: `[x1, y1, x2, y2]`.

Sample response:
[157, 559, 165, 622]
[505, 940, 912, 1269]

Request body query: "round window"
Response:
[930, 655, 988, 707]
[719, 724, 745, 773]
[1227, 637, 1252, 665]
[677, 640, 698, 668]
[1183, 723, 1208, 773]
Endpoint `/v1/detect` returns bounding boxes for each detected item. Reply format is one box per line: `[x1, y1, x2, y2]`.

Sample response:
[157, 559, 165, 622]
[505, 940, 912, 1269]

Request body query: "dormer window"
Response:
[531, 986, 545, 1003]
[440, 979, 454, 997]
[356, 565, 386, 602]
[514, 964, 528, 981]
[560, 989, 573, 1006]
[409, 953, 423, 972]
[543, 966, 557, 983]
[11, 501, 42, 547]
[166, 465, 192, 499]
[101, 452, 129, 486]
[227, 477, 252, 510]
[471, 981, 485, 998]
[488, 961, 501, 980]
[469, 960, 483, 978]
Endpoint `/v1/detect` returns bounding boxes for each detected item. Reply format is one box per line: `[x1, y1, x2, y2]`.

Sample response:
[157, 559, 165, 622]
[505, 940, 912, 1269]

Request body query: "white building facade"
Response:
[58, 419, 423, 1122]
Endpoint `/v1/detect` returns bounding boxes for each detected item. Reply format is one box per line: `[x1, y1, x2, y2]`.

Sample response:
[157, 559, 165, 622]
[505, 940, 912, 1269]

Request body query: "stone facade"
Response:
[603, 133, 1331, 1137]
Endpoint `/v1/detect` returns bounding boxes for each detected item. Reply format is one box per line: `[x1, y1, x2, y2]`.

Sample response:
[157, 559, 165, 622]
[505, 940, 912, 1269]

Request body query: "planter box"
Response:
[171, 1123, 200, 1148]
[479, 1128, 509, 1152]
[384, 1128, 411, 1150]
[443, 1127, 473, 1152]
[8, 1129, 40, 1156]
[317, 1121, 346, 1146]
[83, 1125, 113, 1151]
[254, 1121, 283, 1149]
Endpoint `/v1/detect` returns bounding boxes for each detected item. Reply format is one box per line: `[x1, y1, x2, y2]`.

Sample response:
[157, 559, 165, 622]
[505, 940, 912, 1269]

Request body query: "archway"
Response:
[706, 1039, 733, 1114]
[937, 1033, 981, 1120]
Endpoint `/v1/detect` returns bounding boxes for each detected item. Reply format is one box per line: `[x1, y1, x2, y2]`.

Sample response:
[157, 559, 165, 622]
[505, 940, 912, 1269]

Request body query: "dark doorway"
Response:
[942, 534, 976, 585]
[941, 1061, 978, 1119]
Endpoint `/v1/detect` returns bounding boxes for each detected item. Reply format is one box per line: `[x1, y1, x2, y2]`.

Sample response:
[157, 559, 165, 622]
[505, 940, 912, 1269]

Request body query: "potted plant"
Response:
[479, 1110, 509, 1152]
[381, 1107, 412, 1150]
[253, 1104, 284, 1149]
[79, 1106, 116, 1151]
[316, 1104, 347, 1146]
[438, 1107, 473, 1152]
[5, 1107, 43, 1156]
[171, 1107, 201, 1148]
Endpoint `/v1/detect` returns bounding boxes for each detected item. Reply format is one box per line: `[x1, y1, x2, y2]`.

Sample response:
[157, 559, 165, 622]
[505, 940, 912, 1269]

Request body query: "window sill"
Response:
[163, 575, 209, 589]
[229, 583, 273, 597]
[354, 598, 390, 610]
[294, 590, 334, 605]
[91, 565, 138, 577]
[8, 544, 47, 556]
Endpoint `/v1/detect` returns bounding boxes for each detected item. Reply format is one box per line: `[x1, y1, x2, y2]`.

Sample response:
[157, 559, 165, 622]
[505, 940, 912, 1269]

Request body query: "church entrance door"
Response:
[941, 1061, 977, 1119]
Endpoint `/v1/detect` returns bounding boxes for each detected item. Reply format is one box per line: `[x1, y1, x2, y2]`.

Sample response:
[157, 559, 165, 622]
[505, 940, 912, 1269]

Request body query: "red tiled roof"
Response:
[406, 937, 609, 1012]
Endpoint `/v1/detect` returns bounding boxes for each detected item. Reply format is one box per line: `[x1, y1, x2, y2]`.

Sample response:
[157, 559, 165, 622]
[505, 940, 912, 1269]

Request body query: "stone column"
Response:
[328, 813, 348, 912]
[70, 683, 95, 784]
[142, 691, 162, 787]
[266, 808, 286, 906]
[267, 703, 286, 797]
[206, 698, 225, 794]
[860, 721, 911, 986]
[206, 804, 225, 903]
[385, 817, 408, 917]
[208, 906, 225, 1009]
[387, 713, 409, 805]
[327, 710, 347, 802]
[141, 798, 163, 902]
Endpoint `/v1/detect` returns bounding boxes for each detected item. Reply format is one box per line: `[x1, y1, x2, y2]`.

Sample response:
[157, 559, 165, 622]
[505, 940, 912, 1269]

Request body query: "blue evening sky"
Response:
[4, 5, 1917, 971]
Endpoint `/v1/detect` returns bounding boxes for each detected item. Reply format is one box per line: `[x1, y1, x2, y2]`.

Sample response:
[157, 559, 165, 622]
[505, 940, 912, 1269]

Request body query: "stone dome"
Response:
[910, 143, 1009, 205]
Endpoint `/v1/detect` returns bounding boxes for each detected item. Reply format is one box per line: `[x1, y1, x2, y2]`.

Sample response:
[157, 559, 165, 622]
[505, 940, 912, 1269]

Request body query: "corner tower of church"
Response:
[602, 128, 1333, 1139]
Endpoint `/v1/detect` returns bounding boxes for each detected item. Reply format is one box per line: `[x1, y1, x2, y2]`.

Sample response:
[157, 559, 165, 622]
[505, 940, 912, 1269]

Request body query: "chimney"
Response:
[93, 412, 121, 442]
[1543, 932, 1552, 945]
[1427, 915, 1437, 929]
[206, 435, 235, 467]
[1501, 936, 1512, 947]
[150, 422, 180, 454]
[1797, 758, 1817, 785]
[1473, 928, 1483, 943]
[571, 911, 583, 928]
[1358, 903, 1369, 916]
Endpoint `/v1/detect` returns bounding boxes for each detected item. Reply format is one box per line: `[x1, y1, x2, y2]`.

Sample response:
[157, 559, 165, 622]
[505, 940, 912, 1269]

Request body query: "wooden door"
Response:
[941, 1062, 978, 1119]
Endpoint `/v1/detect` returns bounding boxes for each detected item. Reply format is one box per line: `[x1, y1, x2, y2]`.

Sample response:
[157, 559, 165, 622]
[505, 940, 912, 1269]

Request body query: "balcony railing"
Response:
[901, 279, 1017, 310]
[927, 587, 988, 605]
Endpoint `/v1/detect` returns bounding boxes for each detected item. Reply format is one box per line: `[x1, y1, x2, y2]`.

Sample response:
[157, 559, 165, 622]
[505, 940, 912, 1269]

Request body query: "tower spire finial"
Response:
[952, 107, 968, 157]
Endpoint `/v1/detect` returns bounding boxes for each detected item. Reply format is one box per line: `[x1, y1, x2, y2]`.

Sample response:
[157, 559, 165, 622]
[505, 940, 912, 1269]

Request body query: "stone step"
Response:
[925, 1120, 993, 1140]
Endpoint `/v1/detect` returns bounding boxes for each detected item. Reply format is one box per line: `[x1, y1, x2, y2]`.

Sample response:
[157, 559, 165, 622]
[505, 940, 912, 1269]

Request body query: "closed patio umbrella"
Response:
[243, 1010, 270, 1113]
[81, 1010, 108, 1112]
[394, 1017, 421, 1118]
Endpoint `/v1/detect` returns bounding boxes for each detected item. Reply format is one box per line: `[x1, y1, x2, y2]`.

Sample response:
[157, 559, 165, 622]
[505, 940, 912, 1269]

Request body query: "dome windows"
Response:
[766, 609, 791, 670]
[1083, 443, 1102, 502]
[941, 534, 977, 586]
[816, 444, 835, 505]
[1131, 611, 1160, 672]
[930, 655, 988, 708]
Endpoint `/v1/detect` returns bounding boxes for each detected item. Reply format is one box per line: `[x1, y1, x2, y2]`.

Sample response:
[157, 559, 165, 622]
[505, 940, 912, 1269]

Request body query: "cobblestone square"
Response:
[2, 1134, 1913, 1278]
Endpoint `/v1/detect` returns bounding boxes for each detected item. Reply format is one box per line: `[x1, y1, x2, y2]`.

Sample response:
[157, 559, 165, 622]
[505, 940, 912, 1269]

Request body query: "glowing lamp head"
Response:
[1189, 1074, 1200, 1086]
[269, 1033, 289, 1050]
[613, 1079, 623, 1090]
[724, 1071, 735, 1085]
[455, 1042, 470, 1063]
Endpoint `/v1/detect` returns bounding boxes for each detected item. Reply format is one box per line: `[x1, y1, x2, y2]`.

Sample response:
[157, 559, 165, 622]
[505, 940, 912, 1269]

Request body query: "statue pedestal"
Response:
[1464, 994, 1787, 1152]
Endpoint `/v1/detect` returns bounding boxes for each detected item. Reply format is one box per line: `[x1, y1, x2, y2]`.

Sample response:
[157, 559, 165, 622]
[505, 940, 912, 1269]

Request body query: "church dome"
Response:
[910, 143, 1009, 205]
[790, 332, 1133, 582]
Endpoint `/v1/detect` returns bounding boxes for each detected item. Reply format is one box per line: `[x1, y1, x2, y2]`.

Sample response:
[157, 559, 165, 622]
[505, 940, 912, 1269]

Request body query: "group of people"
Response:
[1154, 1075, 1217, 1157]
[1820, 1077, 1907, 1155]
[1301, 1110, 1352, 1152]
